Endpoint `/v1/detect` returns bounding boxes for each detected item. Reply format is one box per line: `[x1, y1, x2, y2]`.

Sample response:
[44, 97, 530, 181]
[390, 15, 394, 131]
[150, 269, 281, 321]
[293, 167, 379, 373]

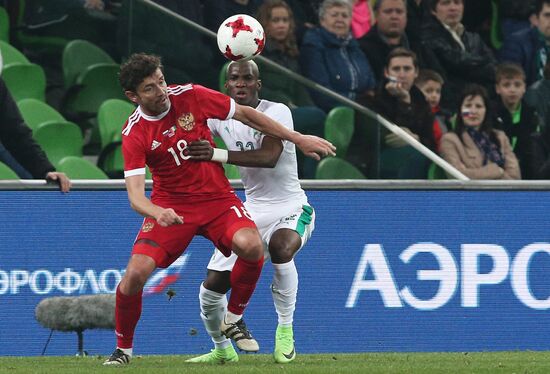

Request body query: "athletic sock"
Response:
[271, 260, 298, 326]
[115, 285, 142, 349]
[228, 257, 263, 315]
[199, 283, 231, 349]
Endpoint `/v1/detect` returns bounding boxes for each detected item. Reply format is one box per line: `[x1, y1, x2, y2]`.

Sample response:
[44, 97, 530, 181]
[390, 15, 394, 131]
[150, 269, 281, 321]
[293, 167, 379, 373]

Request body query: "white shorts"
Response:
[207, 202, 315, 272]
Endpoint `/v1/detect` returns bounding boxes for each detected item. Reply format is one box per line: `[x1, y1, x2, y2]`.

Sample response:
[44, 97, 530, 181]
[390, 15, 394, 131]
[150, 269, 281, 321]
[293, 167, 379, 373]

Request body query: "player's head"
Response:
[119, 53, 169, 116]
[225, 60, 262, 107]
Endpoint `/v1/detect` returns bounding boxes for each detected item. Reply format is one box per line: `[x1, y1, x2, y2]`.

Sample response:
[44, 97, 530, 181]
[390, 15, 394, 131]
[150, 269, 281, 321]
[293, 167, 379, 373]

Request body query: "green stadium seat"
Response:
[325, 106, 354, 158]
[97, 99, 135, 150]
[315, 157, 366, 179]
[63, 63, 125, 118]
[427, 162, 447, 180]
[2, 62, 46, 101]
[0, 7, 9, 42]
[56, 156, 108, 179]
[32, 121, 83, 166]
[0, 161, 19, 179]
[17, 98, 67, 131]
[0, 40, 30, 66]
[62, 39, 116, 88]
[219, 61, 230, 94]
[223, 163, 241, 179]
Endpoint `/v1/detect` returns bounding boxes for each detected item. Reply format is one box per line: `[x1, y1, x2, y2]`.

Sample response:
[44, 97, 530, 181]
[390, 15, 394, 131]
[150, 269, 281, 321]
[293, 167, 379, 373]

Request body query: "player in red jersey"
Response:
[103, 53, 335, 365]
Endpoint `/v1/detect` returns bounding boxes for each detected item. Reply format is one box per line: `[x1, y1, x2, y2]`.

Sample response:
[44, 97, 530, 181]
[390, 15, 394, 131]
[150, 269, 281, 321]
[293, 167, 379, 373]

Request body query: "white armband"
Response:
[211, 148, 228, 163]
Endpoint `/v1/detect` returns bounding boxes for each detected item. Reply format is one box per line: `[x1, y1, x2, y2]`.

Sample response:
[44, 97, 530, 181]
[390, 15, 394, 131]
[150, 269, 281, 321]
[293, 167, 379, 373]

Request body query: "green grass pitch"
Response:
[1, 351, 550, 373]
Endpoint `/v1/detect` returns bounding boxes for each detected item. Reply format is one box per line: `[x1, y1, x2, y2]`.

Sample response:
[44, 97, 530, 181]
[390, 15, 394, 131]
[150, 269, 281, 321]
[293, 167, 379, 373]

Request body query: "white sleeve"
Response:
[207, 118, 221, 137]
[262, 103, 294, 144]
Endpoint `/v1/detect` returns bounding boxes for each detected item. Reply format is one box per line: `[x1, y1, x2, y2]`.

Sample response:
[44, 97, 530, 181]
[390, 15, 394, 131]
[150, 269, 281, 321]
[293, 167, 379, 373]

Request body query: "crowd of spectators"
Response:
[5, 0, 550, 180]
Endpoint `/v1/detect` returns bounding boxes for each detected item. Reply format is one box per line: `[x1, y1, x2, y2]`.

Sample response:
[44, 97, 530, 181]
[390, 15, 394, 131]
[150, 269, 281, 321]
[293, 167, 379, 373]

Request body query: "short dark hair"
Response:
[119, 53, 163, 92]
[373, 0, 406, 13]
[427, 0, 463, 12]
[416, 69, 444, 86]
[386, 47, 418, 69]
[495, 63, 526, 83]
[535, 0, 550, 15]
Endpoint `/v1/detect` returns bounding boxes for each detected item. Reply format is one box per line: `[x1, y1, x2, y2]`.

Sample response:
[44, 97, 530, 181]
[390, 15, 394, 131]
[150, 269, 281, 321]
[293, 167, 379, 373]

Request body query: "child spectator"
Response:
[493, 63, 540, 178]
[415, 69, 453, 150]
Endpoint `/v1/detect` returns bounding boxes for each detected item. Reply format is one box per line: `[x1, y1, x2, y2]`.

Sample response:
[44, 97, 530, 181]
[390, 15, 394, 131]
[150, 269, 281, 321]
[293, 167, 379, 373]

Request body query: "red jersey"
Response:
[122, 84, 236, 202]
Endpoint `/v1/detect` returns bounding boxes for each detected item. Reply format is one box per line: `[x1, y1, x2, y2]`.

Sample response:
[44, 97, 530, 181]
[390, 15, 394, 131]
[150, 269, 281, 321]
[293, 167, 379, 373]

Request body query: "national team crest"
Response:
[177, 113, 195, 131]
[142, 222, 154, 232]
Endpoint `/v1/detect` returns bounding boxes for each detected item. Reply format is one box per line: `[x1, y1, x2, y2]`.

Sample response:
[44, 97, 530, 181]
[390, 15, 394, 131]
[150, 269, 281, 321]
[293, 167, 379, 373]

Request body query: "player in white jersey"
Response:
[184, 60, 315, 364]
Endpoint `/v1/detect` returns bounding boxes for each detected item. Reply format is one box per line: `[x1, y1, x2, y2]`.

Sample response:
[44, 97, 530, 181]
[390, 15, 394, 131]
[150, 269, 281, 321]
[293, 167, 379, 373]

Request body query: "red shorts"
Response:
[132, 194, 256, 268]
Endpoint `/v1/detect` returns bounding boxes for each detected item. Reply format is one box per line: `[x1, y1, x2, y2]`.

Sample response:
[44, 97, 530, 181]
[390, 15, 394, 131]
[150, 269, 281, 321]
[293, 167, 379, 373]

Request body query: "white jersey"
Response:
[207, 99, 307, 206]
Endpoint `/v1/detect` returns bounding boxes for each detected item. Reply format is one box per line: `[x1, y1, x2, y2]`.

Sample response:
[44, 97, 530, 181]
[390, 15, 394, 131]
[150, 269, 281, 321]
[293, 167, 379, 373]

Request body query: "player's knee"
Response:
[121, 264, 152, 294]
[269, 237, 298, 264]
[232, 228, 263, 261]
[269, 230, 300, 264]
[203, 270, 231, 294]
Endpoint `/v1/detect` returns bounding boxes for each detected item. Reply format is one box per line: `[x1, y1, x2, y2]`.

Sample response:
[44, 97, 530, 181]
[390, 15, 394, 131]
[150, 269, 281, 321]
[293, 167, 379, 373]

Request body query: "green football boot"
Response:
[273, 325, 296, 364]
[185, 345, 239, 364]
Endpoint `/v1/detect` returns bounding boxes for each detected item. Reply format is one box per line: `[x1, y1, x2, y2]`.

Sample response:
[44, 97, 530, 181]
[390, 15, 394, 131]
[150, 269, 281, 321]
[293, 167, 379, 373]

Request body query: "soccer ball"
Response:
[216, 14, 265, 61]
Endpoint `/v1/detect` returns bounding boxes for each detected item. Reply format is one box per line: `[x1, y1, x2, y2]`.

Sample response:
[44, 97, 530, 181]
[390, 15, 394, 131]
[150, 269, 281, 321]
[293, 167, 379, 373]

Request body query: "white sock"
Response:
[271, 260, 298, 326]
[199, 283, 231, 349]
[224, 310, 242, 324]
[116, 347, 133, 357]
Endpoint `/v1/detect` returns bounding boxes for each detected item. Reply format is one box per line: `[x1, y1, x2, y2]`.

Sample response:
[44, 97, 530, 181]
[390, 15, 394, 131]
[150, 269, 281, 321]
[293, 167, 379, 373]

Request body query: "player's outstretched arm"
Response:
[125, 174, 183, 227]
[233, 104, 336, 161]
[188, 137, 283, 168]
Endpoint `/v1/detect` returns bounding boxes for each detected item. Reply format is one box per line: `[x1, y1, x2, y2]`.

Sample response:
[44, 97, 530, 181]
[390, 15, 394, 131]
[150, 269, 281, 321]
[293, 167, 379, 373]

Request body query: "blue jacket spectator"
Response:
[499, 0, 550, 86]
[300, 0, 375, 113]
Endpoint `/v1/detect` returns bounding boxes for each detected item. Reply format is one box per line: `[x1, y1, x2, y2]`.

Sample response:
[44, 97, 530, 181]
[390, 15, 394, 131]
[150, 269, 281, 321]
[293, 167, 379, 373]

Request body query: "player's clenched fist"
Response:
[187, 140, 214, 160]
[156, 208, 184, 227]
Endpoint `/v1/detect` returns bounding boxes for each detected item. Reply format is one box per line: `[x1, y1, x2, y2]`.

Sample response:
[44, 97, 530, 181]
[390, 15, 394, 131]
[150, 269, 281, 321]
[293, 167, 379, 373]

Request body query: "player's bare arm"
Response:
[233, 104, 336, 161]
[125, 174, 183, 227]
[188, 136, 283, 168]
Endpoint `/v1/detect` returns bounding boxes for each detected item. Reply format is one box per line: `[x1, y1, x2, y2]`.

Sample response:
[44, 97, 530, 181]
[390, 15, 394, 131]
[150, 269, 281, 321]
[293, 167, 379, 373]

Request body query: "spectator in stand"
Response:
[0, 77, 71, 191]
[440, 84, 520, 179]
[406, 0, 428, 46]
[351, 0, 374, 39]
[498, 0, 536, 43]
[359, 0, 426, 82]
[525, 59, 550, 129]
[499, 0, 550, 86]
[524, 125, 550, 179]
[493, 63, 540, 178]
[360, 48, 435, 179]
[203, 0, 263, 32]
[421, 0, 496, 111]
[415, 69, 452, 150]
[300, 0, 376, 113]
[256, 0, 327, 178]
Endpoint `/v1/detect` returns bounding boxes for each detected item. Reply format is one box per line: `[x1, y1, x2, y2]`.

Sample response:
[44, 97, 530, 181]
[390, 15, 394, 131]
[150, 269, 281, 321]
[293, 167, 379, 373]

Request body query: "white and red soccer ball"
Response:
[217, 14, 265, 61]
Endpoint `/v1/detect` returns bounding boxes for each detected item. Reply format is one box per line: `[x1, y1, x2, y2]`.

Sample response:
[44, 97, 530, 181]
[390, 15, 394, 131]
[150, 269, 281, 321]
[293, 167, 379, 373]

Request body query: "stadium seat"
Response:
[427, 162, 447, 180]
[0, 40, 30, 66]
[97, 99, 135, 150]
[324, 106, 354, 158]
[56, 156, 108, 179]
[218, 61, 231, 94]
[32, 121, 83, 166]
[224, 163, 241, 179]
[0, 161, 19, 179]
[62, 39, 116, 88]
[0, 7, 9, 42]
[315, 157, 366, 179]
[17, 98, 67, 131]
[2, 63, 46, 101]
[63, 63, 125, 119]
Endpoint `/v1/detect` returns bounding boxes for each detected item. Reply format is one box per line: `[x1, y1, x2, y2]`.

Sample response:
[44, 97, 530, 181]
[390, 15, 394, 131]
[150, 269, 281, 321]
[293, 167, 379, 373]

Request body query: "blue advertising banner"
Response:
[1, 190, 550, 356]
